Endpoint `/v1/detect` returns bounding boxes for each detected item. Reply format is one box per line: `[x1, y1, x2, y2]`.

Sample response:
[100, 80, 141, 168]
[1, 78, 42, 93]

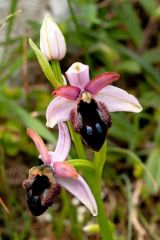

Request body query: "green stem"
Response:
[67, 0, 92, 68]
[68, 126, 113, 239]
[68, 122, 86, 159]
[95, 183, 113, 240]
[51, 60, 64, 85]
[94, 141, 107, 178]
[94, 142, 114, 240]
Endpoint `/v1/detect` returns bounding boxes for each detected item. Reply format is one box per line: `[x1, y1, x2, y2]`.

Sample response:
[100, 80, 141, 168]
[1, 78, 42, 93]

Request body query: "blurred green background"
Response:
[0, 0, 160, 239]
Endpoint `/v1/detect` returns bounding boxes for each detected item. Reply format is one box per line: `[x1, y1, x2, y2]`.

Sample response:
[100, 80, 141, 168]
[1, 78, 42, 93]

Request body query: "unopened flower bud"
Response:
[83, 223, 100, 234]
[40, 15, 66, 61]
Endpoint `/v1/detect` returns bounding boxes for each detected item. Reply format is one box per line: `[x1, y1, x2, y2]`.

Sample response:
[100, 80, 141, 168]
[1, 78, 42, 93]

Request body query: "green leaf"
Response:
[117, 60, 141, 74]
[114, 42, 160, 85]
[29, 38, 60, 89]
[80, 3, 100, 27]
[145, 148, 160, 193]
[139, 0, 157, 16]
[0, 93, 55, 143]
[109, 113, 135, 143]
[119, 1, 143, 48]
[108, 147, 158, 192]
[143, 48, 160, 64]
[68, 159, 95, 172]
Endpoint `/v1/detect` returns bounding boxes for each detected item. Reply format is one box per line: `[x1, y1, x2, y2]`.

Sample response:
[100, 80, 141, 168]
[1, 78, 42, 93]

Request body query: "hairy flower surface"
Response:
[40, 15, 66, 60]
[46, 62, 142, 151]
[22, 123, 97, 216]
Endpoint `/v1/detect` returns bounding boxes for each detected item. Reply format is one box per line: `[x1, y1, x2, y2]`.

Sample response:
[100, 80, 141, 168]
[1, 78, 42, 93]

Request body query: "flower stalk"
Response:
[68, 121, 86, 160]
[94, 142, 114, 240]
[41, 49, 114, 237]
[27, 15, 143, 239]
[51, 60, 64, 86]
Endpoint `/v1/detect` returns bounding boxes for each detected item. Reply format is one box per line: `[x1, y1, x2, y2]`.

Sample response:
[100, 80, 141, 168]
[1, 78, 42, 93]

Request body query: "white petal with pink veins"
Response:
[94, 85, 142, 113]
[46, 96, 76, 128]
[48, 123, 71, 163]
[55, 174, 98, 216]
[66, 62, 90, 90]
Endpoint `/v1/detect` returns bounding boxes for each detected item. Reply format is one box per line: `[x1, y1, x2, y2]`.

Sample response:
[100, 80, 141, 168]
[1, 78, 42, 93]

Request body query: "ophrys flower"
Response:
[46, 62, 142, 151]
[22, 123, 97, 216]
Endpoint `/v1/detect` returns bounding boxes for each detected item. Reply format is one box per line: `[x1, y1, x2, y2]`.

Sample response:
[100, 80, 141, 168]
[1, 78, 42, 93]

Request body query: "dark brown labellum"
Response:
[25, 175, 51, 216]
[22, 165, 61, 216]
[71, 99, 111, 151]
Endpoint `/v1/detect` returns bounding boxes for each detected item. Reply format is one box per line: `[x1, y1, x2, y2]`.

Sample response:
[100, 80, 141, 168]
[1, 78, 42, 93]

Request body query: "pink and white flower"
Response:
[46, 62, 142, 151]
[23, 123, 97, 216]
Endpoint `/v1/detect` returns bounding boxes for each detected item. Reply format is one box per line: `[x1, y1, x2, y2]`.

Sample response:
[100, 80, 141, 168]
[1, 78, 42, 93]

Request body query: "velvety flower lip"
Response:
[46, 62, 142, 130]
[25, 123, 98, 216]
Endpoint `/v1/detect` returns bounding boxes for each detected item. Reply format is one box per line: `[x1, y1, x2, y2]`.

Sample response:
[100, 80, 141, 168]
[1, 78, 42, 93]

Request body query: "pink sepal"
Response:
[52, 86, 81, 100]
[48, 123, 71, 163]
[85, 72, 120, 95]
[27, 128, 51, 164]
[53, 162, 78, 178]
[66, 62, 90, 90]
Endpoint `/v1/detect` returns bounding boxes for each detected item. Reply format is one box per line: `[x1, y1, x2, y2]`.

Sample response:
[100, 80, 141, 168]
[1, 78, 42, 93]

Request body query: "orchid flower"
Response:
[22, 123, 97, 216]
[46, 62, 142, 151]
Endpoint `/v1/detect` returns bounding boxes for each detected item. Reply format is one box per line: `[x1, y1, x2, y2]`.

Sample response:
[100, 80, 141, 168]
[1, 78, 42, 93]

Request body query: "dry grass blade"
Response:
[0, 10, 22, 31]
[22, 37, 29, 95]
[0, 197, 10, 214]
[131, 181, 147, 240]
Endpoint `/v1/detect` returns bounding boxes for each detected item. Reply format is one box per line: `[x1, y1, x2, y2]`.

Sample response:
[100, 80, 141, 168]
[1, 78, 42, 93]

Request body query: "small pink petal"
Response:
[94, 85, 143, 112]
[46, 96, 77, 128]
[52, 86, 81, 100]
[66, 62, 90, 90]
[48, 123, 71, 163]
[85, 72, 120, 95]
[53, 162, 78, 178]
[27, 128, 51, 164]
[55, 174, 98, 216]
